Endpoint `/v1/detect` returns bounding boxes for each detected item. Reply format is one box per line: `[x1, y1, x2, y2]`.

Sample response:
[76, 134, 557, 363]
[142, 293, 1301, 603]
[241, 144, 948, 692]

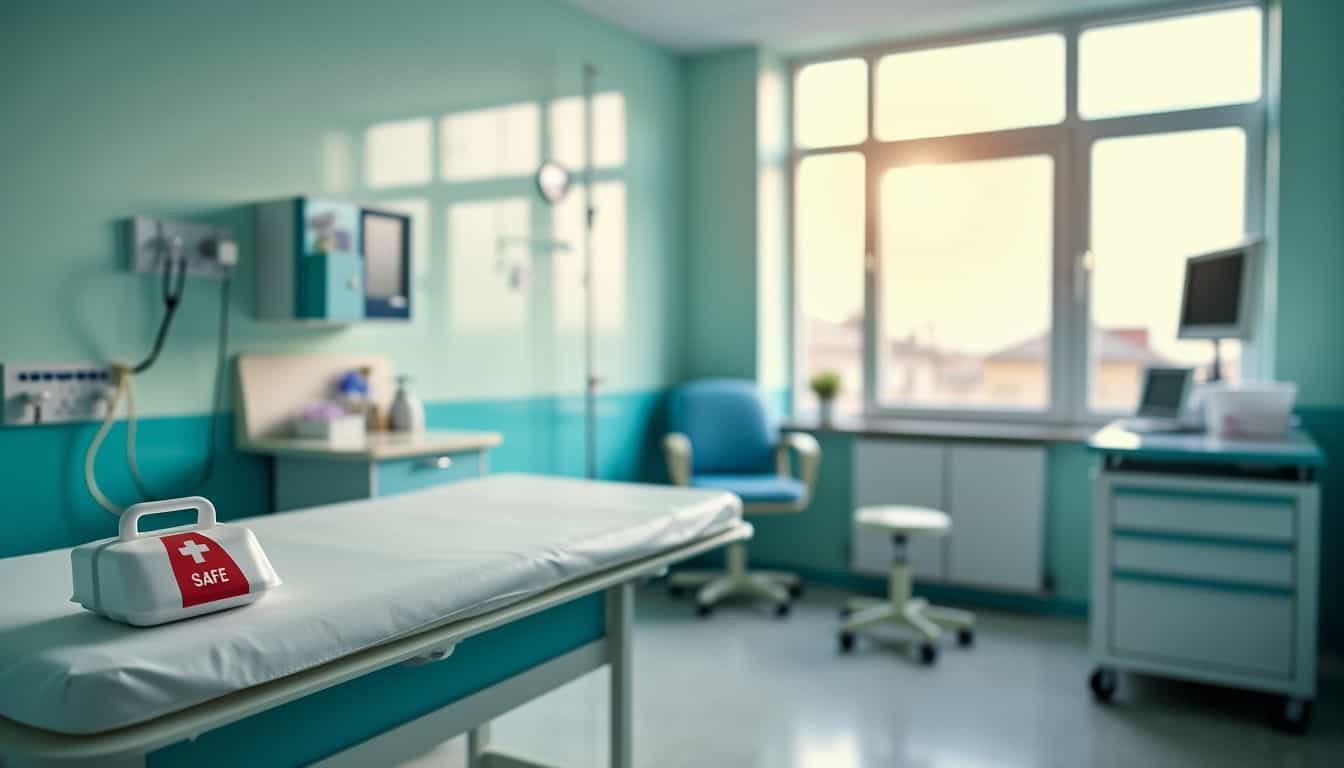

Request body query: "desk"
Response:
[1087, 423, 1324, 731]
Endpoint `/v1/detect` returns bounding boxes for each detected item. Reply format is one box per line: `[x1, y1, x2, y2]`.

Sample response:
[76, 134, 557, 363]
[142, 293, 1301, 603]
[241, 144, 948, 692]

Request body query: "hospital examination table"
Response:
[0, 474, 749, 767]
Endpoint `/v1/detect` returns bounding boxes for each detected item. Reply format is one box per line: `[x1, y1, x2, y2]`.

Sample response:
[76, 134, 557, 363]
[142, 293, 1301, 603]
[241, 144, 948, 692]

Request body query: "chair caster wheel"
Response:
[788, 583, 803, 599]
[696, 603, 714, 619]
[918, 642, 938, 665]
[668, 584, 687, 598]
[1089, 666, 1118, 703]
[774, 602, 791, 618]
[957, 628, 974, 647]
[839, 632, 855, 653]
[1273, 697, 1312, 734]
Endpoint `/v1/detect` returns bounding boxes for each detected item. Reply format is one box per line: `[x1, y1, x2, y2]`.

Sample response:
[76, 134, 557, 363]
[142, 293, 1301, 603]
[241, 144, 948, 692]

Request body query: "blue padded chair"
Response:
[664, 379, 821, 616]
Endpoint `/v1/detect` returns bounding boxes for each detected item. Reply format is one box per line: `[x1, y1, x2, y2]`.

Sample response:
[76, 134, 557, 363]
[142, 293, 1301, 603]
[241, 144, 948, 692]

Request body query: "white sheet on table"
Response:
[0, 474, 741, 735]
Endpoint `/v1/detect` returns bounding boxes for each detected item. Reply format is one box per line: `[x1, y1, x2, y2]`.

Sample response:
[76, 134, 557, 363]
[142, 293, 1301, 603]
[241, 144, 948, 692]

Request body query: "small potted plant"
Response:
[810, 371, 841, 425]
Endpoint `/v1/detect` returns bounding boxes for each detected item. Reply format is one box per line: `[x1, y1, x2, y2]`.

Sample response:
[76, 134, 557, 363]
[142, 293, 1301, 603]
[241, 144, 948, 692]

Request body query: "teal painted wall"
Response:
[0, 0, 686, 412]
[0, 0, 688, 556]
[1274, 0, 1344, 404]
[684, 49, 762, 380]
[0, 388, 673, 559]
[1274, 0, 1344, 648]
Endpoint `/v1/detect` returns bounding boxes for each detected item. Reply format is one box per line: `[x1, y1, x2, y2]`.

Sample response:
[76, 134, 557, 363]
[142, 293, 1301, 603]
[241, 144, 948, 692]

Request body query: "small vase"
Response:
[818, 400, 834, 425]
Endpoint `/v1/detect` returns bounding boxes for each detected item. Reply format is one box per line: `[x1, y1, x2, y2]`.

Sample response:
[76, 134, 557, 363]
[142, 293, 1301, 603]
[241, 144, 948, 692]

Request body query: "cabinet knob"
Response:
[417, 456, 453, 471]
[346, 276, 360, 291]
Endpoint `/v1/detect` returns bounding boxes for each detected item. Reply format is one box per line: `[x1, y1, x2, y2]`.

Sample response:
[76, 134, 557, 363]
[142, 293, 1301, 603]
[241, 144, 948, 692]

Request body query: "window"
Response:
[795, 152, 866, 413]
[1079, 7, 1263, 119]
[794, 59, 868, 149]
[1088, 128, 1247, 410]
[792, 5, 1265, 420]
[875, 34, 1065, 141]
[878, 156, 1055, 409]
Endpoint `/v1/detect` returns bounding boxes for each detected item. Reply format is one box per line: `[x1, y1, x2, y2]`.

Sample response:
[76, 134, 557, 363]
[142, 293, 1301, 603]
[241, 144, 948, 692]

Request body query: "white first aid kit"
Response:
[71, 496, 281, 627]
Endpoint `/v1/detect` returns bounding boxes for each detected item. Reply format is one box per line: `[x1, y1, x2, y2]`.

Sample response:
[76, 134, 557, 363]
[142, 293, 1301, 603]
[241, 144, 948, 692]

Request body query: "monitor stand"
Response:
[1208, 338, 1224, 383]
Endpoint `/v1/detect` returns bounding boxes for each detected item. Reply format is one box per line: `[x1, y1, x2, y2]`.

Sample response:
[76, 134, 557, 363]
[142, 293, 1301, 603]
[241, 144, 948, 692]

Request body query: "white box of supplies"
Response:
[71, 496, 281, 626]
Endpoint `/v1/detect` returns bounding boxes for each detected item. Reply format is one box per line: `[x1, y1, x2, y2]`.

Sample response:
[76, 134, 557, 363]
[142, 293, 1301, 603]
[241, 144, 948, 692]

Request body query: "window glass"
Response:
[794, 59, 868, 148]
[1080, 7, 1262, 119]
[795, 153, 865, 412]
[876, 34, 1065, 140]
[1089, 128, 1247, 411]
[878, 155, 1054, 410]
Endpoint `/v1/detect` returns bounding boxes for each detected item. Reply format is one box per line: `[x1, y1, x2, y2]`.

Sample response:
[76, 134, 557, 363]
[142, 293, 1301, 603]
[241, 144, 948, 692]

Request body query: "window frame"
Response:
[788, 0, 1268, 425]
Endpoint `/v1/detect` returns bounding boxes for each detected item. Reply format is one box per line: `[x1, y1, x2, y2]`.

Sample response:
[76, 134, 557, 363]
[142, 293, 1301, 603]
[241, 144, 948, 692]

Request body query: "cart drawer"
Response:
[1113, 536, 1294, 589]
[1111, 576, 1293, 677]
[1113, 489, 1294, 542]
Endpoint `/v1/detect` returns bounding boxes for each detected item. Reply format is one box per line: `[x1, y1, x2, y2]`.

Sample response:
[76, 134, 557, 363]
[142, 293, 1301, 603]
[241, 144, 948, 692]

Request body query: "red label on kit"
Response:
[160, 532, 250, 607]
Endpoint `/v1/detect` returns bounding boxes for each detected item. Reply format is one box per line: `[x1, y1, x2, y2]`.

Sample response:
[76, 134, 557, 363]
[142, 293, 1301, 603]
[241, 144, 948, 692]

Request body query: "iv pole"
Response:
[582, 61, 599, 480]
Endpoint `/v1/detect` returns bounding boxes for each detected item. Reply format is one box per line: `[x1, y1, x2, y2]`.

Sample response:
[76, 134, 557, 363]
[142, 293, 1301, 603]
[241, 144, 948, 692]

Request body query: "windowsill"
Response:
[782, 413, 1099, 443]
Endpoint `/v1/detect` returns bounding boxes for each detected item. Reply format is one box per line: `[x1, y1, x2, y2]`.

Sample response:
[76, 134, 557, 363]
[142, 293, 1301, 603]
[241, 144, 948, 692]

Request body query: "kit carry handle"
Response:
[119, 496, 218, 542]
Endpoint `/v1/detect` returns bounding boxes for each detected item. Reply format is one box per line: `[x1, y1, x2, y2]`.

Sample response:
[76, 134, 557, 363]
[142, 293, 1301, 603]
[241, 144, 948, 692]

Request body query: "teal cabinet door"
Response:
[375, 451, 482, 497]
[296, 251, 364, 321]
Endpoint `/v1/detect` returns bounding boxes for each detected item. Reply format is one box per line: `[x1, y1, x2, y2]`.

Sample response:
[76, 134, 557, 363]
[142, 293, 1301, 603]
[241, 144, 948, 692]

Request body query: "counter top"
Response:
[782, 415, 1096, 443]
[1087, 421, 1325, 468]
[240, 429, 503, 462]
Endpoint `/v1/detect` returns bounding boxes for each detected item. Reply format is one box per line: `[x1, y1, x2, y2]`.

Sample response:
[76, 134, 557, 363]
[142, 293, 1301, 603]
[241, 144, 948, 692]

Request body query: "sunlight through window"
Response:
[365, 118, 432, 189]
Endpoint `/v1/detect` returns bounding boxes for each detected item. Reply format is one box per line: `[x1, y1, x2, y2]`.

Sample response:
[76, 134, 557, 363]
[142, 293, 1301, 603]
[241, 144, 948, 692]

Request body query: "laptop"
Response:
[1120, 366, 1195, 433]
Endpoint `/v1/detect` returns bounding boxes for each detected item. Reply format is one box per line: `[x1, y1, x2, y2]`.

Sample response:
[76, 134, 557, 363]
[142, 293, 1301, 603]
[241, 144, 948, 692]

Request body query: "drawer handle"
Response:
[417, 456, 454, 471]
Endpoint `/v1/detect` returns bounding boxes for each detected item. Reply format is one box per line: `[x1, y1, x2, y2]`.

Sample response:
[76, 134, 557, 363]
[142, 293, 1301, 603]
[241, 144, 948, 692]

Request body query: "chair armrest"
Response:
[664, 432, 692, 486]
[776, 431, 822, 502]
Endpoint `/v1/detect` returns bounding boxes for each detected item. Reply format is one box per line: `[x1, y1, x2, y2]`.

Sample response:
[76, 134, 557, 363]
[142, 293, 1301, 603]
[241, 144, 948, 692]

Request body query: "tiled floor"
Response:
[406, 584, 1344, 767]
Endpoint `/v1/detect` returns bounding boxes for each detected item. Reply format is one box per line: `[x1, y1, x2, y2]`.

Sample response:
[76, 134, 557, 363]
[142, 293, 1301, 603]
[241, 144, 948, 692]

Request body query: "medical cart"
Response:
[1087, 423, 1323, 732]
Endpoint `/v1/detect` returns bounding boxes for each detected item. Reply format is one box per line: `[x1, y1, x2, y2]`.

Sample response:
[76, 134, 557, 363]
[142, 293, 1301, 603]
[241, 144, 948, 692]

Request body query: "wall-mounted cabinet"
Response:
[852, 438, 1045, 593]
[255, 197, 411, 323]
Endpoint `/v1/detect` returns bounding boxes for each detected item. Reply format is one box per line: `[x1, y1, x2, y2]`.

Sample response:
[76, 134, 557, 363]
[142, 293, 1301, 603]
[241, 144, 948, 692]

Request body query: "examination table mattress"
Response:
[0, 474, 742, 735]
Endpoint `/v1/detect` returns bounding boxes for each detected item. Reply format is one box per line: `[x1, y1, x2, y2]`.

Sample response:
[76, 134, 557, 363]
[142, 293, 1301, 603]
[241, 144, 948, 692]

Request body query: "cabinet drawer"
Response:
[1111, 576, 1293, 677]
[375, 451, 481, 497]
[1113, 488, 1294, 542]
[1113, 536, 1294, 589]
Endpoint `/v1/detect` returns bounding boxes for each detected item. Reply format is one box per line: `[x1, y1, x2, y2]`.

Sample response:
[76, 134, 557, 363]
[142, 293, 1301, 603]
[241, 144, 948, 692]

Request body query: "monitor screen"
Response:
[1138, 368, 1190, 418]
[1180, 250, 1244, 329]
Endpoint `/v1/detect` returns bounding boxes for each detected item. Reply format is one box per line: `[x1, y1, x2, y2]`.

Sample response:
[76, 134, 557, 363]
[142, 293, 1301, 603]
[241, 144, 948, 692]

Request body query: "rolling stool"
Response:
[839, 505, 975, 664]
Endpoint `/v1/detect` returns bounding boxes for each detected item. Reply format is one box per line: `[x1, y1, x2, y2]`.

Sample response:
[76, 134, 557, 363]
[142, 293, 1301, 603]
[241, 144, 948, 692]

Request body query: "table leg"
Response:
[606, 583, 633, 768]
[467, 722, 490, 768]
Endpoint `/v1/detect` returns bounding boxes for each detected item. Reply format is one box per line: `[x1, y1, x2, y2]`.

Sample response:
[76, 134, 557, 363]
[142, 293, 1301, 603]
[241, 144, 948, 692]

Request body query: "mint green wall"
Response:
[0, 0, 686, 415]
[1274, 0, 1344, 403]
[1274, 0, 1344, 648]
[0, 0, 688, 556]
[684, 49, 761, 380]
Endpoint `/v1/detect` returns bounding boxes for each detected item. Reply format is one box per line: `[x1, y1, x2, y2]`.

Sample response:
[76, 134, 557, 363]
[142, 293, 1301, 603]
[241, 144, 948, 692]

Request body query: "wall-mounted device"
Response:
[128, 217, 238, 280]
[1, 362, 113, 426]
[254, 197, 411, 323]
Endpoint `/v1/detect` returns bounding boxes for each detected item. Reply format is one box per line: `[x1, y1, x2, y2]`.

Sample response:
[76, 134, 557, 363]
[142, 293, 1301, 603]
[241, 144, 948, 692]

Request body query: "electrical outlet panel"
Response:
[2, 362, 115, 426]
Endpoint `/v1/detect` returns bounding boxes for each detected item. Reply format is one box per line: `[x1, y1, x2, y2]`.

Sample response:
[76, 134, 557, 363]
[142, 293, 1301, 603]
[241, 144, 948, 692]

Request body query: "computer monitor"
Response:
[1176, 241, 1257, 382]
[1177, 241, 1257, 341]
[1136, 366, 1194, 420]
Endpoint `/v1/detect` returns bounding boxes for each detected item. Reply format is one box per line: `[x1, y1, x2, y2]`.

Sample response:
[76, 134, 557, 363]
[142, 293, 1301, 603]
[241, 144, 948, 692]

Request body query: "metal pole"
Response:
[583, 61, 599, 480]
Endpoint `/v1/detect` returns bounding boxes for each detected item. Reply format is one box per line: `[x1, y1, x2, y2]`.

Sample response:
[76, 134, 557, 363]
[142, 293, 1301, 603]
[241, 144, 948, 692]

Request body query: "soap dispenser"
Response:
[389, 375, 425, 433]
